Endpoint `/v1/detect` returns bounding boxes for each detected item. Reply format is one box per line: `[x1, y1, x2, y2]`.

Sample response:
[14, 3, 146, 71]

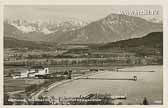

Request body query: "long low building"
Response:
[12, 66, 49, 79]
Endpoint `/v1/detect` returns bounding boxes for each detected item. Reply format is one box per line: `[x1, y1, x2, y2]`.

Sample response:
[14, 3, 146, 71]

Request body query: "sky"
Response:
[4, 5, 162, 22]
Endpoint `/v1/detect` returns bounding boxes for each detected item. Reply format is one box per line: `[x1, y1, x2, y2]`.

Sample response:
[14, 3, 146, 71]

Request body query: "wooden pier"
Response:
[77, 76, 137, 81]
[116, 70, 155, 72]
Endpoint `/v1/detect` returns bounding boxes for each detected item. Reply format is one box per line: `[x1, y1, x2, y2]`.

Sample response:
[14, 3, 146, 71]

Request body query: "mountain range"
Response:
[4, 32, 163, 56]
[4, 37, 57, 50]
[100, 32, 162, 48]
[4, 13, 162, 44]
[99, 32, 163, 56]
[5, 19, 87, 34]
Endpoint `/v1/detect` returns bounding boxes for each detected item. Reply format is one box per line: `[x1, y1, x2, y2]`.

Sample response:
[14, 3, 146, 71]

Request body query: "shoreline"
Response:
[29, 65, 162, 99]
[31, 69, 107, 99]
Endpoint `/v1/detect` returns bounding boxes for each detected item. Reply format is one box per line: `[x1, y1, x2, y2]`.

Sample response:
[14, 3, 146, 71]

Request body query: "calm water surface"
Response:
[42, 65, 163, 104]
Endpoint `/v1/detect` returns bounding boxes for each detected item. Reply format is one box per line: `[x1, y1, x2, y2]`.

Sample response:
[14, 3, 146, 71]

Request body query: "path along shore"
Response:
[31, 70, 110, 99]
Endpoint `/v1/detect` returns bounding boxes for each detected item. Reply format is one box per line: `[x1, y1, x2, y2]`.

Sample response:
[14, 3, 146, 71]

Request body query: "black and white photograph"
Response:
[3, 5, 163, 105]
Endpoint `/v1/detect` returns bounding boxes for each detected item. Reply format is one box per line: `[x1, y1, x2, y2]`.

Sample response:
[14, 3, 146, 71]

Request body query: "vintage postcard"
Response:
[1, 0, 167, 107]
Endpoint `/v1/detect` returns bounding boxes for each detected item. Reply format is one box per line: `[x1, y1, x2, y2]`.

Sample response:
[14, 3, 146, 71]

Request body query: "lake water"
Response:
[42, 65, 163, 104]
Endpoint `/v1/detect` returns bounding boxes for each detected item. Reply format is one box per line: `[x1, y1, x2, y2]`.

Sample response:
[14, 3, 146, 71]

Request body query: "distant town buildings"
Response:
[12, 66, 49, 79]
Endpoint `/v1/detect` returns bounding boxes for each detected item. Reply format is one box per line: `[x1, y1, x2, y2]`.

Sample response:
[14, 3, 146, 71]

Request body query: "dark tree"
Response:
[143, 97, 149, 105]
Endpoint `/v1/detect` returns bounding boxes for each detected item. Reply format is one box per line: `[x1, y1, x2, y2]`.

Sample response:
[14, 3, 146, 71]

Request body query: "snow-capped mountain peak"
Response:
[5, 19, 88, 34]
